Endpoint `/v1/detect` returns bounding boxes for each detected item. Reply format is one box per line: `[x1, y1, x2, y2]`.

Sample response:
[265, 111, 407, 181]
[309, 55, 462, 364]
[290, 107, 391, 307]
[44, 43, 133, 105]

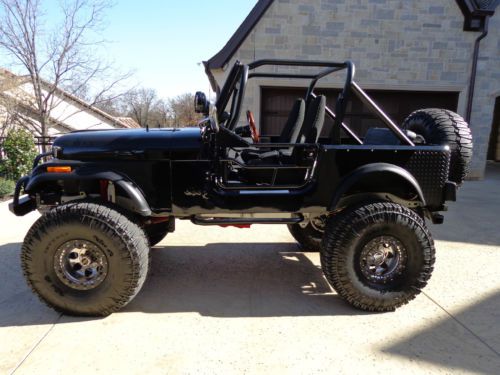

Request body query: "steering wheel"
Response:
[246, 110, 259, 143]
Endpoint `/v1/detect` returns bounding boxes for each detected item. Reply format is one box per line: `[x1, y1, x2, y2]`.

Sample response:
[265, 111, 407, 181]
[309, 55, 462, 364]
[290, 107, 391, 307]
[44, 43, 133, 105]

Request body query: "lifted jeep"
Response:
[10, 59, 472, 315]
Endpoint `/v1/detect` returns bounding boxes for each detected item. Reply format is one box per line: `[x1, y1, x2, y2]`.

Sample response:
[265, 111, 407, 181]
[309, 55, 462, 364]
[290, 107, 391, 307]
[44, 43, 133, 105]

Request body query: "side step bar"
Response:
[191, 216, 303, 226]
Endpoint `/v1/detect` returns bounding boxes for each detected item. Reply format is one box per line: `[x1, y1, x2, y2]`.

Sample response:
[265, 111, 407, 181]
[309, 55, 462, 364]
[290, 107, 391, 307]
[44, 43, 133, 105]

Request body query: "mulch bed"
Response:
[0, 195, 13, 203]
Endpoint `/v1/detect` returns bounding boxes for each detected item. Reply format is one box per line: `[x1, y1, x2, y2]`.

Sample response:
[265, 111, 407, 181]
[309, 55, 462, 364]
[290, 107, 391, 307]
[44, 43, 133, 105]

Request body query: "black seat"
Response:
[240, 98, 305, 162]
[246, 95, 326, 164]
[295, 95, 326, 144]
[278, 98, 306, 142]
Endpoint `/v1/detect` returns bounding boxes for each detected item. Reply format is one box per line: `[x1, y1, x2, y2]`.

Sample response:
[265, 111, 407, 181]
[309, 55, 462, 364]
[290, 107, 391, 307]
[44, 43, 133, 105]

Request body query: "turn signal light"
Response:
[47, 166, 72, 173]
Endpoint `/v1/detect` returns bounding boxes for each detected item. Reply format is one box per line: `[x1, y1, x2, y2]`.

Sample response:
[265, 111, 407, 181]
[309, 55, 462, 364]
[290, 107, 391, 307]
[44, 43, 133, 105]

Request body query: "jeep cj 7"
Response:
[10, 60, 472, 315]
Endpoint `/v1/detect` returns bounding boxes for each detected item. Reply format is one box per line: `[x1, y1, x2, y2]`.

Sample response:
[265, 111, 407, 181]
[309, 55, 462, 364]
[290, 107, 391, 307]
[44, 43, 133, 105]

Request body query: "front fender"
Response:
[20, 164, 152, 216]
[330, 163, 426, 210]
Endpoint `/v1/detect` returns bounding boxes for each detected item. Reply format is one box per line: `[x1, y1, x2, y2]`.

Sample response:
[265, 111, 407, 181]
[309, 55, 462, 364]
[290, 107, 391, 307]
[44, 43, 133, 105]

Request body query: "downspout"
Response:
[465, 17, 489, 123]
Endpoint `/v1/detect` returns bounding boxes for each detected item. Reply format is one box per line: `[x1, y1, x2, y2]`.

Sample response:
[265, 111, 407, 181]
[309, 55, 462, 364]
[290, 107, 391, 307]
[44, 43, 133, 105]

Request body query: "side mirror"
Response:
[194, 91, 209, 114]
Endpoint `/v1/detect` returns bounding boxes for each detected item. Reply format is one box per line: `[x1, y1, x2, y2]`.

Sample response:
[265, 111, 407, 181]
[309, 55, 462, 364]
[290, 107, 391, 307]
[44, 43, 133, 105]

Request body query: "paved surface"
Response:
[1, 164, 500, 374]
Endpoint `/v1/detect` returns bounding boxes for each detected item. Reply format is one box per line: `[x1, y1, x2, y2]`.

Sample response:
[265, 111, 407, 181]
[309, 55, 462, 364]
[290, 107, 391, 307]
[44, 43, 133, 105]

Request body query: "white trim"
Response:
[457, 88, 469, 118]
[252, 78, 465, 92]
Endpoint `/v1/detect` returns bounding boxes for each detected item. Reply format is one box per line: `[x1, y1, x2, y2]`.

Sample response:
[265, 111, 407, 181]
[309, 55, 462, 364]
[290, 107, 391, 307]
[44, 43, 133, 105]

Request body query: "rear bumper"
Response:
[444, 181, 457, 202]
[8, 176, 36, 216]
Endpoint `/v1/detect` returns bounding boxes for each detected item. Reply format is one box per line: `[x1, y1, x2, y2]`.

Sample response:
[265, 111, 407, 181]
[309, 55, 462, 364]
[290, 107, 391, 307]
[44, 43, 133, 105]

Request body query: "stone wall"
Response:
[211, 0, 500, 178]
[469, 11, 500, 176]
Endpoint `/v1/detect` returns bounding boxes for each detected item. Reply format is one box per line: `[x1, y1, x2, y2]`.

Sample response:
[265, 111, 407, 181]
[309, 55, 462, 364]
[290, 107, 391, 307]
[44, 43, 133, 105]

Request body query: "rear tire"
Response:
[402, 108, 473, 185]
[321, 202, 435, 312]
[21, 202, 150, 316]
[288, 216, 326, 252]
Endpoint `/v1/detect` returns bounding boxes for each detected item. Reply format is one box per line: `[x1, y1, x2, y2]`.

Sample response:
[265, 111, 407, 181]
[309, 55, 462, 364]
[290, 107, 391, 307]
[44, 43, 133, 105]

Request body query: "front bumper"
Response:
[9, 151, 53, 216]
[8, 176, 36, 216]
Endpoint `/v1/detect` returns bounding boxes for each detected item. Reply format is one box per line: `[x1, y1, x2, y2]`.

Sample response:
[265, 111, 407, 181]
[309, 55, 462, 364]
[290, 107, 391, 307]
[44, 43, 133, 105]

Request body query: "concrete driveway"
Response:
[1, 164, 499, 374]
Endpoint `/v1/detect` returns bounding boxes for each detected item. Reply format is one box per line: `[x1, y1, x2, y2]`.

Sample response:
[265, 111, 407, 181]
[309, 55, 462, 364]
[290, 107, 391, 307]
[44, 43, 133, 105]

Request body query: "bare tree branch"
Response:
[0, 0, 131, 151]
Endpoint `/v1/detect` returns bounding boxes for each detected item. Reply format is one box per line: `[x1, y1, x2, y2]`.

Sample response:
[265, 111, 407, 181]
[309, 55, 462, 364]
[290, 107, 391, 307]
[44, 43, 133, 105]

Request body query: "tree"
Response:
[0, 71, 42, 137]
[0, 0, 130, 149]
[92, 88, 201, 128]
[1, 128, 37, 180]
[167, 93, 200, 127]
[125, 88, 159, 127]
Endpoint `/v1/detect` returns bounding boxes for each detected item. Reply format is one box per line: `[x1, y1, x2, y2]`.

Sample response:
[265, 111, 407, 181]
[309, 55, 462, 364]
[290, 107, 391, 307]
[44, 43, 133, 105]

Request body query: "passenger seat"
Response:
[240, 98, 305, 162]
[246, 95, 326, 164]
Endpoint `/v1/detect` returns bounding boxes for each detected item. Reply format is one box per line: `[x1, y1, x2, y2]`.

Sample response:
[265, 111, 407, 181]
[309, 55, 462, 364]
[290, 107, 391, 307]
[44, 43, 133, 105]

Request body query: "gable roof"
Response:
[204, 0, 274, 70]
[206, 0, 498, 71]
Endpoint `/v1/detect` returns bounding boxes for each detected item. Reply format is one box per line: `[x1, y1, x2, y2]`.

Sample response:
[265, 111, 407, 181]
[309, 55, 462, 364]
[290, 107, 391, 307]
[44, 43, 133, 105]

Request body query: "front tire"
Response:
[321, 202, 435, 312]
[21, 202, 150, 316]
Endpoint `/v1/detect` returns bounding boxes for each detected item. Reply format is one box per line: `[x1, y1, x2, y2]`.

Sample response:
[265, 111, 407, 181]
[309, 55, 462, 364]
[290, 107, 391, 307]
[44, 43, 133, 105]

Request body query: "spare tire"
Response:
[402, 108, 473, 185]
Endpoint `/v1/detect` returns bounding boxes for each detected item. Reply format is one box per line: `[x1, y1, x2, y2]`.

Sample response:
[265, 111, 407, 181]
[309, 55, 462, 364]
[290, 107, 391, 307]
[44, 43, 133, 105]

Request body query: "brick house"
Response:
[205, 0, 499, 179]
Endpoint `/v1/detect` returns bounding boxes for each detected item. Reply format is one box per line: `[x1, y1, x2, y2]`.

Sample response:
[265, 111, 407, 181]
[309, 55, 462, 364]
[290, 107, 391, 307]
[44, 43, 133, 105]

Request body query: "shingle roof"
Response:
[473, 0, 500, 11]
[116, 117, 141, 129]
[456, 0, 498, 30]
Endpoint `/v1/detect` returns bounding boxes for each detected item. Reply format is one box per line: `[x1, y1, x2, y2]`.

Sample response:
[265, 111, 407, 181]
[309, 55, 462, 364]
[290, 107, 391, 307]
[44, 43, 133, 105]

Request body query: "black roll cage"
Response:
[214, 59, 415, 147]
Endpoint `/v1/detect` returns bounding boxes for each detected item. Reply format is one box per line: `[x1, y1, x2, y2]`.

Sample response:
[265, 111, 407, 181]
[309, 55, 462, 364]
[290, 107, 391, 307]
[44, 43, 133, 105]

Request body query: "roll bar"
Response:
[215, 59, 414, 146]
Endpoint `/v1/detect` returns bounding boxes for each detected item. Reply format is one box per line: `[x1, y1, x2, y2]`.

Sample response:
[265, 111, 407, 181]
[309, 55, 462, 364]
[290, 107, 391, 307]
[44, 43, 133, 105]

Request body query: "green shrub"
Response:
[2, 129, 38, 180]
[0, 177, 15, 197]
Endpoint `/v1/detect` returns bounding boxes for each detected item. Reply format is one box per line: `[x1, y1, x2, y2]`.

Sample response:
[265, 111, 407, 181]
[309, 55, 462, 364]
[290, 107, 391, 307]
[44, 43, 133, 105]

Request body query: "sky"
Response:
[0, 0, 258, 100]
[98, 0, 258, 99]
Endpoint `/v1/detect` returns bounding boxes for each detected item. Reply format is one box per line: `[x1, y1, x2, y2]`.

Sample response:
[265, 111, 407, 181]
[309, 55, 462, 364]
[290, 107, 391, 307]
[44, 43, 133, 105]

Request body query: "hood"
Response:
[53, 127, 203, 160]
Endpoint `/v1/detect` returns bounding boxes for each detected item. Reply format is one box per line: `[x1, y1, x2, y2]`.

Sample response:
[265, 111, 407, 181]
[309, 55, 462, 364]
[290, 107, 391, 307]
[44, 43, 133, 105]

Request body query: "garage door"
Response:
[260, 87, 459, 141]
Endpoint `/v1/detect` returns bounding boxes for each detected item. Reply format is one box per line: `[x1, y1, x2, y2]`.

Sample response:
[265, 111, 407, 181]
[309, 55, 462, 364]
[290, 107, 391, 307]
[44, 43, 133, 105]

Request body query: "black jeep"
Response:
[10, 59, 472, 315]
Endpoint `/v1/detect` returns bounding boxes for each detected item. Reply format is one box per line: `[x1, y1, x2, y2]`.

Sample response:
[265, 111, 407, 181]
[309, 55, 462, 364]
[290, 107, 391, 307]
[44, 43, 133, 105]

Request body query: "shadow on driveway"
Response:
[0, 242, 370, 328]
[381, 289, 500, 374]
[125, 242, 366, 317]
[431, 163, 500, 246]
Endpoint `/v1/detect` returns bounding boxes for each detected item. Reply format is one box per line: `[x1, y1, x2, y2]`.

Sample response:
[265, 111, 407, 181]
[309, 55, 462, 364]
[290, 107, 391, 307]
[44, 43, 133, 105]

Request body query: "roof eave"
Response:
[456, 0, 499, 31]
[205, 0, 274, 70]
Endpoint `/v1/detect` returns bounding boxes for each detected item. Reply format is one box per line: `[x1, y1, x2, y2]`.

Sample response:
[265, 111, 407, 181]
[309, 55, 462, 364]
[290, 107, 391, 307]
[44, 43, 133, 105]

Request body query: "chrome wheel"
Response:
[359, 236, 407, 283]
[54, 240, 108, 290]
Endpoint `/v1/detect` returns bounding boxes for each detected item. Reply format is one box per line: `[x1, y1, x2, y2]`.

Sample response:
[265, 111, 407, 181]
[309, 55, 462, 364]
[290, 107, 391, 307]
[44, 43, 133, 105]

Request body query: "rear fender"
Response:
[329, 163, 426, 210]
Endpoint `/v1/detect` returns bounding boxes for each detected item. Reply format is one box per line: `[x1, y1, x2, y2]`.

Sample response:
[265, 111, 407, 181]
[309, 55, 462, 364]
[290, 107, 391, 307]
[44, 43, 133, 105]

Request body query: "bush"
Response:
[0, 177, 15, 198]
[1, 129, 38, 180]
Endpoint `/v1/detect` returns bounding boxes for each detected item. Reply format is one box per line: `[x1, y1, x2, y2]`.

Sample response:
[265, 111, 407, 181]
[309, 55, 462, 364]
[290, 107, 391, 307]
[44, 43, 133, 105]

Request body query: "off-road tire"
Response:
[402, 108, 472, 185]
[321, 202, 435, 312]
[21, 202, 150, 316]
[145, 219, 174, 247]
[288, 222, 323, 252]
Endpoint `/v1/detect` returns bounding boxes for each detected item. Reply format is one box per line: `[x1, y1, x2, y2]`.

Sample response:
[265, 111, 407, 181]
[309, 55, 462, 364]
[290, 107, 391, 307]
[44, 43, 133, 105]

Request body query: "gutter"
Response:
[465, 17, 490, 123]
